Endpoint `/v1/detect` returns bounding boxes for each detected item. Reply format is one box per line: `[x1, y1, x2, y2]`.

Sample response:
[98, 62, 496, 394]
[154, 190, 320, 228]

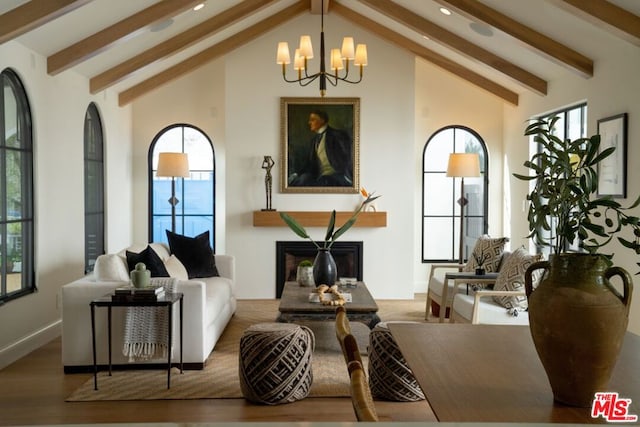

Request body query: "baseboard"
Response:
[64, 362, 205, 373]
[0, 320, 61, 370]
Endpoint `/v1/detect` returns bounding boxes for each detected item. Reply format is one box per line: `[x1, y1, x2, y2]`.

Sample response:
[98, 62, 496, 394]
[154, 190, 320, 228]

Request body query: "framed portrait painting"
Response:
[280, 97, 360, 193]
[597, 113, 628, 198]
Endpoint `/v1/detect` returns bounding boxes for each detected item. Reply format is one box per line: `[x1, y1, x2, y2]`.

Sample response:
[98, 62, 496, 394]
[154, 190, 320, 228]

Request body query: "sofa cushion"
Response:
[164, 255, 188, 280]
[453, 293, 530, 325]
[167, 230, 219, 279]
[125, 245, 170, 277]
[492, 247, 543, 311]
[462, 235, 508, 290]
[462, 235, 509, 274]
[94, 254, 129, 282]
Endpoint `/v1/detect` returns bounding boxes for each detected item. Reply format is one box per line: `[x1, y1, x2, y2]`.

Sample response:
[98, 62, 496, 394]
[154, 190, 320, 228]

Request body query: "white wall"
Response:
[413, 58, 505, 293]
[0, 41, 133, 369]
[128, 14, 510, 301]
[131, 59, 228, 253]
[504, 36, 640, 334]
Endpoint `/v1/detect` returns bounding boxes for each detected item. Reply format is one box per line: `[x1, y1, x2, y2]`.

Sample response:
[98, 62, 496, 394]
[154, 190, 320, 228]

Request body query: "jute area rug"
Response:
[66, 296, 428, 402]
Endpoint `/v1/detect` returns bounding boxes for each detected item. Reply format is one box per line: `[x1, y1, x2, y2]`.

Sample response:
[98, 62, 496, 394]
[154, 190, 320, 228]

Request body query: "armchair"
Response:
[425, 235, 509, 320]
[450, 247, 543, 325]
[451, 288, 529, 325]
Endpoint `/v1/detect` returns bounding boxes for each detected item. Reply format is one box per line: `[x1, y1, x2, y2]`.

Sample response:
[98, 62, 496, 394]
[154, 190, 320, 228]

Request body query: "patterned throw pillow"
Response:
[462, 235, 509, 273]
[492, 247, 544, 311]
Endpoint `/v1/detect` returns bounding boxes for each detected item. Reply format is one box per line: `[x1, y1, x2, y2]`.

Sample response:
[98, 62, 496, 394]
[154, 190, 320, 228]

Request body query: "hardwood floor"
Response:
[0, 297, 436, 425]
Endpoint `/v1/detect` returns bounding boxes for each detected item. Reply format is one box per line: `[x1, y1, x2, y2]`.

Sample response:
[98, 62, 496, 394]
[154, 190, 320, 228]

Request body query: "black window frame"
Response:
[148, 123, 216, 250]
[83, 102, 105, 273]
[532, 103, 588, 255]
[1, 68, 35, 305]
[421, 125, 489, 263]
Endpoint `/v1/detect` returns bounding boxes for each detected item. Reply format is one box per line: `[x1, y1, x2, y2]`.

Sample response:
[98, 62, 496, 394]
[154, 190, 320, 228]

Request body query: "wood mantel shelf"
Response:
[253, 210, 387, 227]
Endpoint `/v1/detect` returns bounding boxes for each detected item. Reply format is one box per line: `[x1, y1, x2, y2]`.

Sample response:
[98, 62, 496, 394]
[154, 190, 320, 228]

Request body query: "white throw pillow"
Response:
[94, 254, 129, 282]
[164, 255, 189, 280]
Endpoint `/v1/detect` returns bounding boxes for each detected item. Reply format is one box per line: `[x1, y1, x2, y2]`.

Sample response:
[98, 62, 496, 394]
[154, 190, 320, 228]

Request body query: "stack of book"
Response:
[112, 285, 165, 302]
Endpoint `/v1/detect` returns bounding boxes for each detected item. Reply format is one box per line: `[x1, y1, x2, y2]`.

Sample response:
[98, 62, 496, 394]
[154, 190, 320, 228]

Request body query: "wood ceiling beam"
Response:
[333, 3, 518, 105]
[359, 0, 547, 95]
[436, 0, 593, 78]
[47, 0, 202, 75]
[554, 0, 640, 47]
[118, 1, 308, 106]
[91, 0, 278, 94]
[0, 0, 91, 45]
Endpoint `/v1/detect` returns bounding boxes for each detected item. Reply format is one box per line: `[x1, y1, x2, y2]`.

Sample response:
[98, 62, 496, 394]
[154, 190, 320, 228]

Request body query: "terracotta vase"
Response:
[525, 253, 632, 407]
[313, 248, 337, 286]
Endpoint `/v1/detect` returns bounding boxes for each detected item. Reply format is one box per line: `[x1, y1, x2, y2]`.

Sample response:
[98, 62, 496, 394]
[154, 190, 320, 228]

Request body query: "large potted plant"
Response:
[280, 189, 379, 286]
[514, 116, 640, 407]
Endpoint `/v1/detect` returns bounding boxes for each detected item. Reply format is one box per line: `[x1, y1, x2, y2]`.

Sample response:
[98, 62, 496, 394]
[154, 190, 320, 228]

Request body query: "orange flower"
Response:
[360, 187, 368, 198]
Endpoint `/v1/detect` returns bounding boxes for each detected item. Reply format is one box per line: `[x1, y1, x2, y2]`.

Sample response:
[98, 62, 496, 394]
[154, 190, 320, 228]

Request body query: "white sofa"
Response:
[61, 243, 236, 372]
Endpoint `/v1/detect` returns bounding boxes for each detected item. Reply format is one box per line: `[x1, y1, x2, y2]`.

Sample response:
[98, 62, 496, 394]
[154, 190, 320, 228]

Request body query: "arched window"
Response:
[84, 103, 104, 273]
[148, 124, 215, 249]
[422, 125, 488, 262]
[1, 68, 35, 303]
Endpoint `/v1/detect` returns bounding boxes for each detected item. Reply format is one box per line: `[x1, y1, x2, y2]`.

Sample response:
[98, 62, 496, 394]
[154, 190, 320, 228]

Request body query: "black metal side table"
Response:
[90, 292, 184, 390]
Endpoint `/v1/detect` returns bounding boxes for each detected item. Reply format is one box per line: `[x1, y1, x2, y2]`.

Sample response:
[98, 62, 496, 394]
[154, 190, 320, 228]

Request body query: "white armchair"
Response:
[425, 235, 510, 321]
[451, 288, 529, 325]
[424, 262, 463, 320]
[450, 247, 543, 325]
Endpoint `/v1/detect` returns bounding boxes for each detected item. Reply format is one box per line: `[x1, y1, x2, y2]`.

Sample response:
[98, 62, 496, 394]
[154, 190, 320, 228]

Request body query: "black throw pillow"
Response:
[125, 245, 169, 277]
[166, 230, 219, 279]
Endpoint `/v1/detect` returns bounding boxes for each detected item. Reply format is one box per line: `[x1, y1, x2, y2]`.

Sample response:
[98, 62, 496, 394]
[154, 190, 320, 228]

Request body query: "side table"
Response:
[439, 272, 498, 323]
[90, 292, 184, 390]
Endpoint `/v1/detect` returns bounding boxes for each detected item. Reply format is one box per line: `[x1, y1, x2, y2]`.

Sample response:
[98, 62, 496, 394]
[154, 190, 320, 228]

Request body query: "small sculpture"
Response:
[261, 155, 275, 211]
[130, 262, 150, 288]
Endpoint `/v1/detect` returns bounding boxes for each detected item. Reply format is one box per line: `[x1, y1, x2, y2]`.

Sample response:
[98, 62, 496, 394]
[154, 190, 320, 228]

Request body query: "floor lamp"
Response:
[157, 152, 190, 233]
[446, 153, 480, 265]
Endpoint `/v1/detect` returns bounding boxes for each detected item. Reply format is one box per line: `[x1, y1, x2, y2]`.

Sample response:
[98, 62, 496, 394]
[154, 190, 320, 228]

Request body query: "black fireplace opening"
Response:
[275, 241, 363, 298]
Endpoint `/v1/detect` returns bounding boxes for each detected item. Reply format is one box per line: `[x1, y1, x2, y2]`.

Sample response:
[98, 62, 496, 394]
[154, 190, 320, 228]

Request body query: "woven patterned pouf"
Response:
[368, 321, 425, 401]
[239, 322, 315, 405]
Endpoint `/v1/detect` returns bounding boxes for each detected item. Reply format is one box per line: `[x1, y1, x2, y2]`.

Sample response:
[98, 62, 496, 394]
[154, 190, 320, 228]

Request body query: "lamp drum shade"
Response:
[157, 152, 190, 177]
[446, 153, 480, 177]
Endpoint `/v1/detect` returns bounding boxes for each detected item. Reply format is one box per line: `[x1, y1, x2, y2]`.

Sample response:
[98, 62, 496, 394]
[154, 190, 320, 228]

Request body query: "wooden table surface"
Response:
[277, 281, 380, 328]
[278, 281, 378, 313]
[388, 323, 640, 423]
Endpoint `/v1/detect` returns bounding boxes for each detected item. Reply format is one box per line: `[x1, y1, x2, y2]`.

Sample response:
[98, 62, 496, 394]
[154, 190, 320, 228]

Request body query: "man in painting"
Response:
[288, 110, 353, 187]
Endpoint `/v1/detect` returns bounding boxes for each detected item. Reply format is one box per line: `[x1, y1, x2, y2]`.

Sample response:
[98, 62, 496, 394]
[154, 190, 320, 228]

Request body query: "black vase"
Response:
[313, 248, 337, 286]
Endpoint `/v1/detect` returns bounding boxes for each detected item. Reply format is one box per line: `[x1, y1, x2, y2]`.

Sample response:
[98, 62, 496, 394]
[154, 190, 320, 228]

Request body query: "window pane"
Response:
[423, 217, 455, 260]
[7, 150, 23, 218]
[423, 173, 453, 216]
[4, 82, 19, 148]
[150, 125, 215, 250]
[423, 126, 488, 262]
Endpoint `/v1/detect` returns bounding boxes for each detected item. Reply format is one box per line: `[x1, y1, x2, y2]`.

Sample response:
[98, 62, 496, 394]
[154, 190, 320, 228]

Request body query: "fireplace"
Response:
[275, 241, 363, 298]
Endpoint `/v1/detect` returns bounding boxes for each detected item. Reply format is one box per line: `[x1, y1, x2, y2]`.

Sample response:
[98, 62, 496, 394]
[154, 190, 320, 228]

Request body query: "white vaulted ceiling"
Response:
[1, 0, 639, 106]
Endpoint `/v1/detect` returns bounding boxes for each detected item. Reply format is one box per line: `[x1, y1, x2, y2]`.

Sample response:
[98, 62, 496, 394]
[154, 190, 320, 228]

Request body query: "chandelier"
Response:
[276, 0, 367, 97]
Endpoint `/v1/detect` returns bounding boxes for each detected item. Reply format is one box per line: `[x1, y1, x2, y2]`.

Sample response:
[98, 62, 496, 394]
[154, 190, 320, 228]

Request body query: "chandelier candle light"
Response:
[276, 0, 367, 97]
[156, 152, 190, 233]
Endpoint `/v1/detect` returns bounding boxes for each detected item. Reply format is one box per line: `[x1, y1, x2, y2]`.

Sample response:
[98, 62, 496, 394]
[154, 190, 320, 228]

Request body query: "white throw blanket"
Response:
[123, 278, 178, 361]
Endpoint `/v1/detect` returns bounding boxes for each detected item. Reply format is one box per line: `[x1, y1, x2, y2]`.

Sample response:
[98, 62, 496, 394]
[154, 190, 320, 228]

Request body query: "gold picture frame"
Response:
[280, 97, 360, 193]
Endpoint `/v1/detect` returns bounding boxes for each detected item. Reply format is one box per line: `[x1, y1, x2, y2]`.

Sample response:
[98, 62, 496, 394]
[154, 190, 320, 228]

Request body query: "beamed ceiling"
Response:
[1, 0, 639, 106]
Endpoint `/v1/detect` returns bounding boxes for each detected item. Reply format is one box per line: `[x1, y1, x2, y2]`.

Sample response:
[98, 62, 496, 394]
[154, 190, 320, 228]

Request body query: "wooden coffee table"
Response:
[277, 281, 380, 329]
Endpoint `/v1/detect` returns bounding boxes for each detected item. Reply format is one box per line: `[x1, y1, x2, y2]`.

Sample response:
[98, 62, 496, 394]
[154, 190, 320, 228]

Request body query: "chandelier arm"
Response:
[281, 74, 320, 85]
[276, 0, 365, 95]
[298, 74, 320, 87]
